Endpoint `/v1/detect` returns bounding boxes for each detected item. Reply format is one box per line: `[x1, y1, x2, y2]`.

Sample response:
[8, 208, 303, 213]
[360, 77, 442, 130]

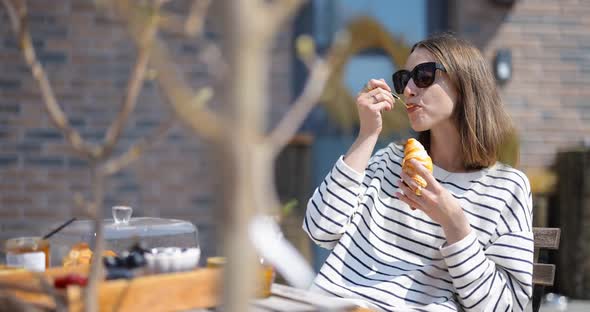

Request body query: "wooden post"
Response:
[555, 148, 590, 298]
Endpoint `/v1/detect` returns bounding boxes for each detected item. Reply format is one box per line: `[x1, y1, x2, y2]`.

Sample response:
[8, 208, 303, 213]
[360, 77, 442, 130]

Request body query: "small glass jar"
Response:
[5, 237, 50, 272]
[206, 256, 226, 268]
[258, 257, 275, 298]
[205, 256, 275, 298]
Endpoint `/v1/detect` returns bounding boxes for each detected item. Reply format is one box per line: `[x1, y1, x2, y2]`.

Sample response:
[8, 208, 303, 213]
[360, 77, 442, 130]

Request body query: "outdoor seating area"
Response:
[1, 0, 590, 311]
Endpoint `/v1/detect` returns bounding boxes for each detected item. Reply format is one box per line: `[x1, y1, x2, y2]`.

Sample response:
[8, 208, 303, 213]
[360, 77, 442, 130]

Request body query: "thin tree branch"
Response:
[157, 0, 210, 37]
[268, 31, 349, 154]
[113, 1, 223, 141]
[73, 192, 96, 219]
[158, 12, 185, 35]
[1, 0, 99, 159]
[150, 42, 223, 141]
[185, 0, 211, 37]
[267, 58, 330, 155]
[100, 16, 158, 159]
[261, 0, 306, 39]
[100, 117, 175, 176]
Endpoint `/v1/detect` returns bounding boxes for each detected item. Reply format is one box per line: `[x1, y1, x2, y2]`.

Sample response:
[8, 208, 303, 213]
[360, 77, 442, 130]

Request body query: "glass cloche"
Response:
[48, 206, 199, 267]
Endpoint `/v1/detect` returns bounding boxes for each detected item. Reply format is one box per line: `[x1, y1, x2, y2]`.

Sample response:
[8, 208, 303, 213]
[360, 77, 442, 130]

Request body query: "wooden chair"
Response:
[532, 227, 561, 312]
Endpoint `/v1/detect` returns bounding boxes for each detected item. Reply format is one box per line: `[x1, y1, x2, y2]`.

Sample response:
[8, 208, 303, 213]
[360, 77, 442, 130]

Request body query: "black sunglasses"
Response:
[391, 62, 447, 94]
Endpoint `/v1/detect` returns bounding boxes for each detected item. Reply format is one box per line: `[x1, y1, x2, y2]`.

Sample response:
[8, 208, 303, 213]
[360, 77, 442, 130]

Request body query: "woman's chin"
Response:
[409, 122, 429, 132]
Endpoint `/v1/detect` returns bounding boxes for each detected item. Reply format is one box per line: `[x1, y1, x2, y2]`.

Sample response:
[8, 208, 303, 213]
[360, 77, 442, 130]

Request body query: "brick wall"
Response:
[0, 0, 293, 260]
[452, 0, 590, 169]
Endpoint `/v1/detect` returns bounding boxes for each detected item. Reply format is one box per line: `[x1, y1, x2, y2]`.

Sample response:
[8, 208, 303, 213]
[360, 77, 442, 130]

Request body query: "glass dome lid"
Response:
[56, 217, 197, 240]
[50, 206, 197, 241]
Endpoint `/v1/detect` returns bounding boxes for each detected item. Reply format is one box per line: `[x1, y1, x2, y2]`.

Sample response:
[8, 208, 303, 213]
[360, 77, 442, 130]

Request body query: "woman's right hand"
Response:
[357, 79, 396, 138]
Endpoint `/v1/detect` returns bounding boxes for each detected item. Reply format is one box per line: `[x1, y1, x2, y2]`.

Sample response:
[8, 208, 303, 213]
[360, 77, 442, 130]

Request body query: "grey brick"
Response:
[24, 156, 64, 167]
[191, 196, 213, 207]
[0, 155, 18, 166]
[117, 183, 139, 193]
[0, 79, 21, 90]
[16, 143, 41, 153]
[30, 26, 68, 39]
[39, 51, 67, 64]
[68, 118, 86, 127]
[0, 129, 11, 139]
[66, 157, 89, 167]
[25, 128, 63, 140]
[0, 103, 20, 113]
[560, 51, 589, 63]
[28, 13, 58, 25]
[80, 130, 105, 140]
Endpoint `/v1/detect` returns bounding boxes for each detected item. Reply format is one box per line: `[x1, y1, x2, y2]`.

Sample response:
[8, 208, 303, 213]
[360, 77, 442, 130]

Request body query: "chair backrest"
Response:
[532, 227, 561, 286]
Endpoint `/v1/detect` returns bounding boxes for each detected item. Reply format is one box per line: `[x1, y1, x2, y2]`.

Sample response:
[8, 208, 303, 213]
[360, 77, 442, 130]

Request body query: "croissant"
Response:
[62, 243, 117, 267]
[402, 138, 433, 190]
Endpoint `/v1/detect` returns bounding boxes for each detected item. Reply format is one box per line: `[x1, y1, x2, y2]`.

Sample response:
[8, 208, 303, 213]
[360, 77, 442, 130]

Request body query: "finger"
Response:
[371, 101, 393, 112]
[379, 78, 392, 92]
[367, 88, 394, 105]
[383, 90, 396, 104]
[395, 191, 420, 210]
[363, 79, 376, 92]
[368, 78, 391, 92]
[372, 88, 396, 105]
[409, 159, 437, 185]
[397, 179, 417, 198]
[399, 179, 437, 213]
[366, 79, 383, 91]
[400, 171, 420, 192]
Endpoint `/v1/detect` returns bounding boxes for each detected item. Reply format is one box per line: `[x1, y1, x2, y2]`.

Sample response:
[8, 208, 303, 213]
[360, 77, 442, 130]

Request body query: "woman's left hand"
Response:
[395, 159, 472, 244]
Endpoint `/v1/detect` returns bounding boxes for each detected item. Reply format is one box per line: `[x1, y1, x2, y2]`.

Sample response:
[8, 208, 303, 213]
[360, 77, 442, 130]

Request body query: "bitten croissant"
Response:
[402, 138, 433, 191]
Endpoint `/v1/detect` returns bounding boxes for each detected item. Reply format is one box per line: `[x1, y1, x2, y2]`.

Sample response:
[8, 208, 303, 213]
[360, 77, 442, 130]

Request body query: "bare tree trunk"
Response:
[220, 1, 274, 310]
[84, 166, 105, 312]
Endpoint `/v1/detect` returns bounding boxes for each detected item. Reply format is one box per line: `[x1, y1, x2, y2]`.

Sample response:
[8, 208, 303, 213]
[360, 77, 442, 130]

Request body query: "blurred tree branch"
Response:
[1, 0, 99, 159]
[100, 117, 176, 176]
[100, 20, 157, 159]
[184, 0, 210, 36]
[268, 32, 349, 155]
[158, 0, 211, 37]
[111, 0, 223, 142]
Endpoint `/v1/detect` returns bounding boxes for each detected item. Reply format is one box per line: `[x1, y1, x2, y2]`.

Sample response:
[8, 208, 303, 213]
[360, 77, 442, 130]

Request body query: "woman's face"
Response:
[402, 48, 459, 132]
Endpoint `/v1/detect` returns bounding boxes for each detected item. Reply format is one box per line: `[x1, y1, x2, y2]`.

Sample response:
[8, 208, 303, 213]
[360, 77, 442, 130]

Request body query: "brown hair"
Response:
[412, 33, 514, 169]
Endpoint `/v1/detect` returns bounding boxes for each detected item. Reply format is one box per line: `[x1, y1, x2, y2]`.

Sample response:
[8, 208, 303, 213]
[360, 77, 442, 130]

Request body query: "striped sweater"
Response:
[303, 142, 533, 311]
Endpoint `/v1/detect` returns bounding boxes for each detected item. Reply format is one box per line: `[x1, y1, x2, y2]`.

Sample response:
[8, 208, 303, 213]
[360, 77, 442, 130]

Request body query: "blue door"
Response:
[293, 0, 448, 272]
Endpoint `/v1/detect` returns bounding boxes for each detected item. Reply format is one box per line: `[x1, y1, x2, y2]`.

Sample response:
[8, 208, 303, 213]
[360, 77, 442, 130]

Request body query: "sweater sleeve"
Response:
[439, 176, 534, 311]
[303, 155, 368, 249]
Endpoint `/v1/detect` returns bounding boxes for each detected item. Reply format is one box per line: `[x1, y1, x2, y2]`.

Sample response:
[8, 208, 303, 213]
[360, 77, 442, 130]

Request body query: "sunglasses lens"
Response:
[392, 71, 410, 94]
[392, 62, 441, 93]
[414, 63, 436, 88]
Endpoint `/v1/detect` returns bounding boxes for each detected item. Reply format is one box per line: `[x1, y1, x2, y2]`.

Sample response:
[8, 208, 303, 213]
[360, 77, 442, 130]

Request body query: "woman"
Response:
[303, 33, 533, 311]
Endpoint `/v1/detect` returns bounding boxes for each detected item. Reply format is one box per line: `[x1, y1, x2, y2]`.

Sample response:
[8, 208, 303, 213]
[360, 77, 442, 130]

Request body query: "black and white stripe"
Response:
[303, 142, 534, 311]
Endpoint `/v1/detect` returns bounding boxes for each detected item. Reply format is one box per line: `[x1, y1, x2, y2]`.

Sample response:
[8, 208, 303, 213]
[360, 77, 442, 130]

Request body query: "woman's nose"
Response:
[403, 78, 418, 98]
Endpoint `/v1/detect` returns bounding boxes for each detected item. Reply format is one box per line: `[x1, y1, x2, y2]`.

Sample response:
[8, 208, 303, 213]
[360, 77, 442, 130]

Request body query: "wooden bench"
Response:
[532, 227, 561, 312]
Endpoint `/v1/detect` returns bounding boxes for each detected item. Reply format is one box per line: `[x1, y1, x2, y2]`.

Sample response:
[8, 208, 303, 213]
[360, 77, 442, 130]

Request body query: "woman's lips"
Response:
[406, 104, 421, 113]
